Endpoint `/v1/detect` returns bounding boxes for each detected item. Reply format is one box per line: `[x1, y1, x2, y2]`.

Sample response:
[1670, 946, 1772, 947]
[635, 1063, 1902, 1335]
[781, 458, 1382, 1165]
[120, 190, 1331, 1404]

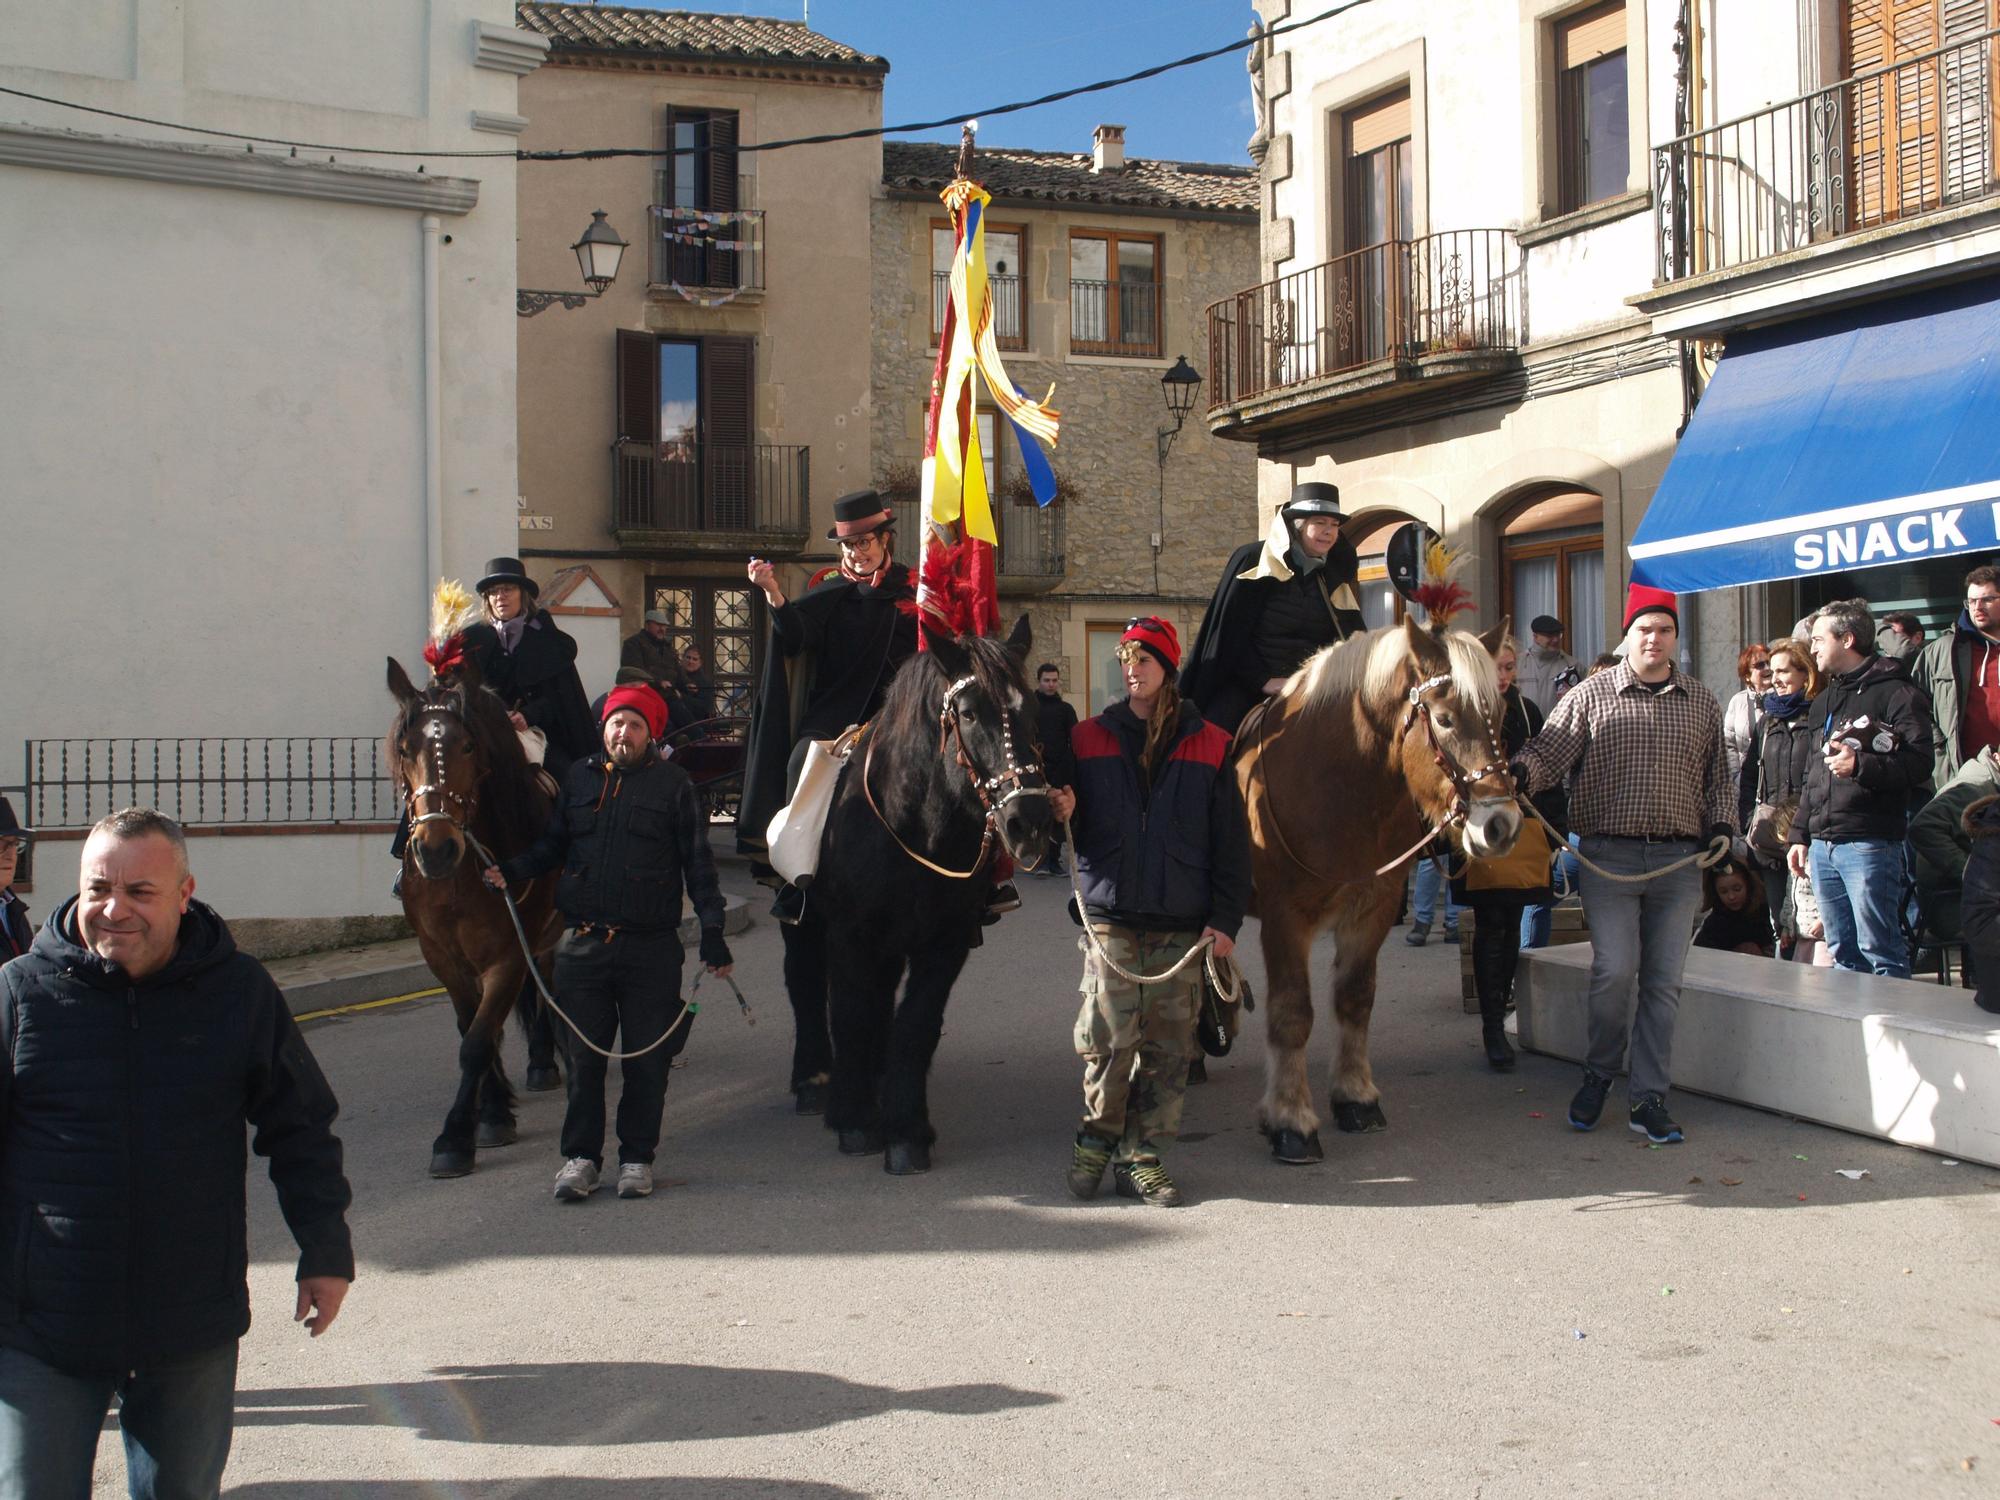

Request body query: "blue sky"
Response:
[698, 1, 1259, 166]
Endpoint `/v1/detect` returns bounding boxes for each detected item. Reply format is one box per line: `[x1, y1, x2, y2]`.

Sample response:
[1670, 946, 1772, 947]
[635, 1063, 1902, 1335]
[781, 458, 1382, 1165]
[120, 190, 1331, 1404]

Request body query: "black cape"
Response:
[462, 614, 597, 770]
[737, 565, 917, 855]
[1180, 534, 1364, 735]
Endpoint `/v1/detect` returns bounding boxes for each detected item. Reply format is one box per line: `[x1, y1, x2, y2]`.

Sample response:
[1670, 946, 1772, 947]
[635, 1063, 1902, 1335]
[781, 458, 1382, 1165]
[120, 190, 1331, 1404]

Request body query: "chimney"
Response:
[1091, 124, 1126, 174]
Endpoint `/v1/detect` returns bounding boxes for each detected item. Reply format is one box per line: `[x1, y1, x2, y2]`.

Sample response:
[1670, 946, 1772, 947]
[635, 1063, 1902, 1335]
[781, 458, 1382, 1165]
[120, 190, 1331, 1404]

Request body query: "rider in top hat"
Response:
[1180, 481, 1366, 735]
[0, 795, 32, 963]
[460, 557, 597, 775]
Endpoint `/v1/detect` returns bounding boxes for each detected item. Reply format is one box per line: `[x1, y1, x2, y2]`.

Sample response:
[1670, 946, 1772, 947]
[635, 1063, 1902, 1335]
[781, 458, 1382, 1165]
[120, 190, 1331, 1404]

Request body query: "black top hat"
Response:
[826, 489, 895, 542]
[1281, 481, 1345, 522]
[0, 794, 31, 844]
[475, 557, 540, 597]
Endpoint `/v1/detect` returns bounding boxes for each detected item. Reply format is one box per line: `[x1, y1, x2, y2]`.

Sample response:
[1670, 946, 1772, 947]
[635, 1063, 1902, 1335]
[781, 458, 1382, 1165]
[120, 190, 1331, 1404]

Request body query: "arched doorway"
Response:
[1500, 487, 1604, 661]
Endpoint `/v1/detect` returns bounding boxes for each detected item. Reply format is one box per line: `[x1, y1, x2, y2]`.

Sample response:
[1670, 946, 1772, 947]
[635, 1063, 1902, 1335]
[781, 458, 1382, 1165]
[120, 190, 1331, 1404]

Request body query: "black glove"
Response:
[1700, 823, 1735, 867]
[1509, 759, 1531, 795]
[699, 927, 733, 970]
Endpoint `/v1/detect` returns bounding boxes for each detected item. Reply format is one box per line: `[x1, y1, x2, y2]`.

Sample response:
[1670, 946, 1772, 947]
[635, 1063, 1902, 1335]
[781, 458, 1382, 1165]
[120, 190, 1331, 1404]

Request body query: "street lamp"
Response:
[1154, 354, 1203, 592]
[518, 209, 629, 317]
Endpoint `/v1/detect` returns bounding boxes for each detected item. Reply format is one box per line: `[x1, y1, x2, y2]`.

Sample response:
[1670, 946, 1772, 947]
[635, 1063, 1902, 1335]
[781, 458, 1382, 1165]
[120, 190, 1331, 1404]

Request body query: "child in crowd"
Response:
[1694, 853, 1775, 957]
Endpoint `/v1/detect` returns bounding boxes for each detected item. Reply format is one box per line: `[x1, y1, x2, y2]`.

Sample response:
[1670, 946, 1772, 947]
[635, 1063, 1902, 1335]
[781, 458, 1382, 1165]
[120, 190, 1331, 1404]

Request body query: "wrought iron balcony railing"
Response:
[1070, 278, 1162, 357]
[1204, 228, 1524, 410]
[1655, 26, 2000, 282]
[613, 441, 809, 538]
[649, 206, 766, 295]
[931, 271, 1026, 350]
[885, 495, 1064, 585]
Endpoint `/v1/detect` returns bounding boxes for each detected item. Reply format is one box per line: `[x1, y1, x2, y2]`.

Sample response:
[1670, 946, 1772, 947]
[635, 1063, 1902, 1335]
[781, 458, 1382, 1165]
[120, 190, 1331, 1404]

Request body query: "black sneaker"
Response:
[1113, 1159, 1184, 1208]
[1568, 1070, 1612, 1131]
[1628, 1092, 1684, 1144]
[1066, 1132, 1113, 1199]
[1404, 923, 1431, 947]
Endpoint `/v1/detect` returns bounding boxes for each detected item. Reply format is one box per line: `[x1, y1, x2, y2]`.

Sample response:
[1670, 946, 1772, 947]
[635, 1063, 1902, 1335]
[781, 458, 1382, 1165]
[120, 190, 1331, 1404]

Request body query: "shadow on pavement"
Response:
[230, 1481, 863, 1499]
[233, 1361, 1060, 1445]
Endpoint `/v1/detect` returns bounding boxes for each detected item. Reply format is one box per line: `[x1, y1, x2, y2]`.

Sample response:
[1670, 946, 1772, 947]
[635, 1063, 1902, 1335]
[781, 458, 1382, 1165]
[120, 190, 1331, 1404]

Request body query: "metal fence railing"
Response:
[1205, 228, 1524, 409]
[931, 271, 1026, 349]
[1069, 278, 1162, 357]
[613, 441, 810, 537]
[24, 738, 397, 830]
[649, 205, 765, 294]
[1654, 26, 2000, 281]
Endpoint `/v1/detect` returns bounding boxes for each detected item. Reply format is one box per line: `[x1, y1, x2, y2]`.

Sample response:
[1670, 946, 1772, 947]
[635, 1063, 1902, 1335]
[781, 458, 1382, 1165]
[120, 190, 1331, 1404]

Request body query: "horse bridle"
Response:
[1398, 671, 1513, 831]
[402, 706, 483, 844]
[861, 671, 1048, 880]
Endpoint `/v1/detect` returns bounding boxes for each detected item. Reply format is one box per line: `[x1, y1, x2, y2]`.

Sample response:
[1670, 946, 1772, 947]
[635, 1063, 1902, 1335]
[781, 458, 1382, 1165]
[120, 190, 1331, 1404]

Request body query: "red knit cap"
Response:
[602, 683, 668, 740]
[1121, 615, 1182, 673]
[1623, 583, 1679, 632]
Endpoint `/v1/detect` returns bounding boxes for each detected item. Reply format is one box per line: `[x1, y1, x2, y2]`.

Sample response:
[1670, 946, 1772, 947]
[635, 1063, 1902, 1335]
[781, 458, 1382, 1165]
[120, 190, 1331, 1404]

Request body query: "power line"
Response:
[0, 0, 1379, 165]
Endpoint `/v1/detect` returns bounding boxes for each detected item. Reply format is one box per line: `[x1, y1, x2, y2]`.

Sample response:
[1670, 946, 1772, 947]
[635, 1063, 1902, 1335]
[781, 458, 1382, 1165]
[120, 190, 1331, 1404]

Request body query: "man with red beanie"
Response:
[1047, 616, 1250, 1207]
[487, 682, 732, 1202]
[1516, 584, 1734, 1146]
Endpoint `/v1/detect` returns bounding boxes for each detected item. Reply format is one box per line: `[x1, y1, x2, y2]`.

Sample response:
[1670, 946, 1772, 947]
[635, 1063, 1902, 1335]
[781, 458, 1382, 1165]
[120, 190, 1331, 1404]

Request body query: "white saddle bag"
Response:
[766, 725, 862, 887]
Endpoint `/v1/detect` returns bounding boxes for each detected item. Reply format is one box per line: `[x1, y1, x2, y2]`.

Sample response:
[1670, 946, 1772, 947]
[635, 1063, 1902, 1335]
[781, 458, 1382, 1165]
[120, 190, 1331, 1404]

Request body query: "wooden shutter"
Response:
[1941, 0, 1999, 201]
[1347, 89, 1411, 155]
[616, 329, 658, 444]
[1557, 2, 1626, 71]
[701, 337, 755, 528]
[706, 110, 739, 211]
[1847, 0, 1952, 223]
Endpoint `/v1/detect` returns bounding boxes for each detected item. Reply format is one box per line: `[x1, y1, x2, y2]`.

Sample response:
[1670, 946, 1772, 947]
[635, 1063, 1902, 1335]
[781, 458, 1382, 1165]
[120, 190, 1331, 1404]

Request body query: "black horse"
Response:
[803, 623, 1054, 1174]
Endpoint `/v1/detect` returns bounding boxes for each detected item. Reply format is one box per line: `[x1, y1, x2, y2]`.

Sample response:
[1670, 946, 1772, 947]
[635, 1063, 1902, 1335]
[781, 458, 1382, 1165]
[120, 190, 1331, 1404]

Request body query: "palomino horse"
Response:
[1233, 618, 1521, 1162]
[810, 623, 1054, 1174]
[386, 658, 564, 1178]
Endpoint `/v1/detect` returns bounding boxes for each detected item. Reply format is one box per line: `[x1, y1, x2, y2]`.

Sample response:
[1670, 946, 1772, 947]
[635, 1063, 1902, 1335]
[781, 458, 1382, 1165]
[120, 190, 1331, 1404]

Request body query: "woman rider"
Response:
[1180, 481, 1366, 736]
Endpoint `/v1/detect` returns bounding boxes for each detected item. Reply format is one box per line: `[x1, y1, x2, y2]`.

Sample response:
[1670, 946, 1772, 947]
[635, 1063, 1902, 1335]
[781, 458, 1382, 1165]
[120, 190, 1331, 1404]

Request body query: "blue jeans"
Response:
[1522, 837, 1581, 948]
[1575, 836, 1704, 1101]
[0, 1340, 237, 1500]
[1809, 838, 1911, 979]
[1412, 856, 1460, 931]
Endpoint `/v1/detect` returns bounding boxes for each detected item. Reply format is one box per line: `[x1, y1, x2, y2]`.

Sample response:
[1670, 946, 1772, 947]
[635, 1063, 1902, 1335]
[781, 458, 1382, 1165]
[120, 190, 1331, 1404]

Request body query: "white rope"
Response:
[1514, 796, 1730, 884]
[1054, 814, 1244, 1003]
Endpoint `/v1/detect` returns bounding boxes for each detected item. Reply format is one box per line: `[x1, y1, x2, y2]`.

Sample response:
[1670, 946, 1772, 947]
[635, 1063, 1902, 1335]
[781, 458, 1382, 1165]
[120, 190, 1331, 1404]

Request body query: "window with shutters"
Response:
[1842, 0, 1999, 226]
[1328, 88, 1413, 367]
[1554, 3, 1630, 212]
[1069, 230, 1162, 356]
[653, 106, 754, 291]
[611, 331, 809, 542]
[932, 220, 1026, 350]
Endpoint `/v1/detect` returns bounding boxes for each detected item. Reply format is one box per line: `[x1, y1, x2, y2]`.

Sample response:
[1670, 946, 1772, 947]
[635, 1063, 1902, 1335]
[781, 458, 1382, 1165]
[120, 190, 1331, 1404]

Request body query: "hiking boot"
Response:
[1567, 1070, 1612, 1132]
[1443, 921, 1461, 943]
[615, 1162, 654, 1198]
[1404, 922, 1431, 947]
[771, 883, 806, 926]
[1628, 1093, 1685, 1144]
[987, 880, 1022, 916]
[553, 1157, 600, 1201]
[1066, 1132, 1114, 1199]
[1113, 1159, 1185, 1208]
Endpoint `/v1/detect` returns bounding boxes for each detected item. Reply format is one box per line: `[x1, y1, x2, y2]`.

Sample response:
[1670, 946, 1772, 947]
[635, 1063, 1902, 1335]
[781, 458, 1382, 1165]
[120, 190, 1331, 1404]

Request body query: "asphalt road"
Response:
[94, 867, 2000, 1499]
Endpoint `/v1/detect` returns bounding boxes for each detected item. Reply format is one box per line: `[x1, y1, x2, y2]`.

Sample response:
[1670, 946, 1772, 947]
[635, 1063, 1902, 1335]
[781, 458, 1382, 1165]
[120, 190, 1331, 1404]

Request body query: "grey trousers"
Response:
[1575, 835, 1704, 1101]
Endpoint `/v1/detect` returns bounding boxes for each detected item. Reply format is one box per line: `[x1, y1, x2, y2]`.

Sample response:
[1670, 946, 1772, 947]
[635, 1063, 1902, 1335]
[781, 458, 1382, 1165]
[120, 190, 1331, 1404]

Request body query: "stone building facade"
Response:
[873, 133, 1261, 713]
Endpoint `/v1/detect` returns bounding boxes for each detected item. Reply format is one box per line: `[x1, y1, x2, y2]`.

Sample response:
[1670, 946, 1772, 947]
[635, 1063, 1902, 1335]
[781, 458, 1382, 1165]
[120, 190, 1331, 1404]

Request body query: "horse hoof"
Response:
[1267, 1128, 1324, 1164]
[884, 1142, 931, 1176]
[475, 1121, 518, 1149]
[794, 1082, 829, 1116]
[1187, 1056, 1208, 1086]
[838, 1128, 886, 1155]
[1333, 1101, 1388, 1134]
[524, 1066, 561, 1093]
[429, 1150, 475, 1179]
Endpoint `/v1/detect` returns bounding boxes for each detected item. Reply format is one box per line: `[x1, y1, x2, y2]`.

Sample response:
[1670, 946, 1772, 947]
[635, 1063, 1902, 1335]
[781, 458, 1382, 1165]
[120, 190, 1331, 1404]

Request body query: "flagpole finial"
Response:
[956, 121, 976, 179]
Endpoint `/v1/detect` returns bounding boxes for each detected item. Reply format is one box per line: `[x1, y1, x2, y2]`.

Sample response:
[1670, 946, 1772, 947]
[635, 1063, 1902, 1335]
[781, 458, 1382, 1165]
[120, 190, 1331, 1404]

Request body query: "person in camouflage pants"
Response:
[1047, 618, 1250, 1208]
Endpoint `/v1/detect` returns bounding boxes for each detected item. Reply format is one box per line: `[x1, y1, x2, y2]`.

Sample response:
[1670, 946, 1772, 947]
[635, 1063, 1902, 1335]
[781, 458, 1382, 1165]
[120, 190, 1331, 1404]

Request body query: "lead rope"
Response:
[1058, 813, 1243, 1004]
[1511, 794, 1731, 884]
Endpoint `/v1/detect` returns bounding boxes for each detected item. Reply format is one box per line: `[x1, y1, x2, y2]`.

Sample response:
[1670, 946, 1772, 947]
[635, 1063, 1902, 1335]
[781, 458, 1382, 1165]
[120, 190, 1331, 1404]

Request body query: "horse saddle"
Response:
[766, 724, 865, 888]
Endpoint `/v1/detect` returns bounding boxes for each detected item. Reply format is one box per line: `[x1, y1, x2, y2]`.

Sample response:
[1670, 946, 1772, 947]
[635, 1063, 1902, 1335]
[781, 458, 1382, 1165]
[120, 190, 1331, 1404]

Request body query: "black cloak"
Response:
[1180, 532, 1365, 735]
[461, 613, 597, 771]
[737, 564, 918, 855]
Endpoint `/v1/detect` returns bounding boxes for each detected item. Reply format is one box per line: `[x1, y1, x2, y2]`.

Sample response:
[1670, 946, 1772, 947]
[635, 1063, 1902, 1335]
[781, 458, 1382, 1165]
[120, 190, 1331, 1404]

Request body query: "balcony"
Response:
[648, 206, 765, 301]
[932, 271, 1026, 350]
[1069, 279, 1161, 357]
[612, 442, 809, 553]
[1204, 229, 1525, 445]
[886, 496, 1065, 592]
[1637, 27, 2000, 338]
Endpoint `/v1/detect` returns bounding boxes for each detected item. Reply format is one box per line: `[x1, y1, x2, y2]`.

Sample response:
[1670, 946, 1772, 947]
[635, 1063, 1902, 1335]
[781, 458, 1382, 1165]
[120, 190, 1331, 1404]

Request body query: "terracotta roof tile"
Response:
[517, 3, 888, 72]
[882, 140, 1255, 216]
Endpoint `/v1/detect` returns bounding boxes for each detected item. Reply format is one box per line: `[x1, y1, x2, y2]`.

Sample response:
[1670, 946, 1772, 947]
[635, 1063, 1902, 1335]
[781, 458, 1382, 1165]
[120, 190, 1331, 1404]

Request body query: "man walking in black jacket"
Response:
[1787, 599, 1934, 978]
[493, 683, 733, 1201]
[0, 808, 353, 1499]
[1033, 663, 1079, 876]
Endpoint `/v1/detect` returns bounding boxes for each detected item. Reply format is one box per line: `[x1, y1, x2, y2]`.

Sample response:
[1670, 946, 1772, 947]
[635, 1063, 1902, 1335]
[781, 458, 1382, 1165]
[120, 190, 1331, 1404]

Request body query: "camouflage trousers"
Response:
[1074, 924, 1202, 1163]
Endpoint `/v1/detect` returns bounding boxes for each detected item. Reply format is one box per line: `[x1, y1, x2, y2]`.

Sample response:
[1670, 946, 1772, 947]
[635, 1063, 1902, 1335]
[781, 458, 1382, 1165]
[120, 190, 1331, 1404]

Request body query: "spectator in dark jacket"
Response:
[1032, 662, 1080, 877]
[1742, 638, 1819, 932]
[1960, 794, 2000, 1012]
[620, 610, 691, 701]
[0, 798, 29, 964]
[493, 684, 732, 1204]
[1047, 617, 1250, 1209]
[1787, 600, 1934, 978]
[0, 809, 352, 1499]
[1910, 744, 2000, 950]
[1693, 854, 1775, 956]
[679, 644, 718, 723]
[461, 557, 598, 774]
[1914, 563, 2000, 788]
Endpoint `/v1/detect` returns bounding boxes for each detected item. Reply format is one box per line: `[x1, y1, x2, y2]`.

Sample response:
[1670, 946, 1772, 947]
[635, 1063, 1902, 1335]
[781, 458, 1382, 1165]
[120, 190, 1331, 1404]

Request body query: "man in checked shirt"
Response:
[1515, 584, 1736, 1145]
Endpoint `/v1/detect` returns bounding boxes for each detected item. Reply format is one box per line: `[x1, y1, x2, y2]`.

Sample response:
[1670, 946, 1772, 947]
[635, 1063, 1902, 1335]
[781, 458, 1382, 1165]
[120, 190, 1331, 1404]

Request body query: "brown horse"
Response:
[1233, 617, 1521, 1163]
[386, 658, 564, 1178]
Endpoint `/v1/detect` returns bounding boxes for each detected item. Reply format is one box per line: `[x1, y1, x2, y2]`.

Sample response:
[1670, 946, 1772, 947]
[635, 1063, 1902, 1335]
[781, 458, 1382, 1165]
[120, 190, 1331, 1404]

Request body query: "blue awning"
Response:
[1629, 277, 2000, 593]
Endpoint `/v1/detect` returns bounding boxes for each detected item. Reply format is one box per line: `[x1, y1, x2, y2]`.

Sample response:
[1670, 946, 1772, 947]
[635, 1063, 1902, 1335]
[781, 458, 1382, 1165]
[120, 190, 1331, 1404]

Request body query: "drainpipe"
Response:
[421, 214, 445, 630]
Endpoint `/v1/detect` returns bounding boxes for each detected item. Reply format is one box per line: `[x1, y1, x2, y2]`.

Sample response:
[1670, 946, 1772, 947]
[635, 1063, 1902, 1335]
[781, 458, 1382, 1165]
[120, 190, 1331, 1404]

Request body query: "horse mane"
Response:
[388, 679, 545, 855]
[874, 633, 1025, 751]
[1294, 621, 1501, 726]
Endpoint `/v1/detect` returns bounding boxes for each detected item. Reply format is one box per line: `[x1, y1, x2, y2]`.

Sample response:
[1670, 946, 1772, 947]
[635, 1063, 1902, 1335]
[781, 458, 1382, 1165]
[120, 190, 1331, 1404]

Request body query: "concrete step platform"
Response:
[273, 894, 755, 1018]
[1517, 943, 2000, 1168]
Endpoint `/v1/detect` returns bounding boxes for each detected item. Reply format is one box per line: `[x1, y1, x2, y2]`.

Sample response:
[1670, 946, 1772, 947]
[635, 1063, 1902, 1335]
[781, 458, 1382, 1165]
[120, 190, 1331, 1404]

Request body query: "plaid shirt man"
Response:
[1518, 660, 1735, 839]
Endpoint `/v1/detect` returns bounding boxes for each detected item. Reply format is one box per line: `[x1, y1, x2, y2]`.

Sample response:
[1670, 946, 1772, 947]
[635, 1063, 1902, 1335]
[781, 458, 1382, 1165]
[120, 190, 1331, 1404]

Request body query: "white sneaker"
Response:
[616, 1162, 654, 1199]
[553, 1157, 600, 1201]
